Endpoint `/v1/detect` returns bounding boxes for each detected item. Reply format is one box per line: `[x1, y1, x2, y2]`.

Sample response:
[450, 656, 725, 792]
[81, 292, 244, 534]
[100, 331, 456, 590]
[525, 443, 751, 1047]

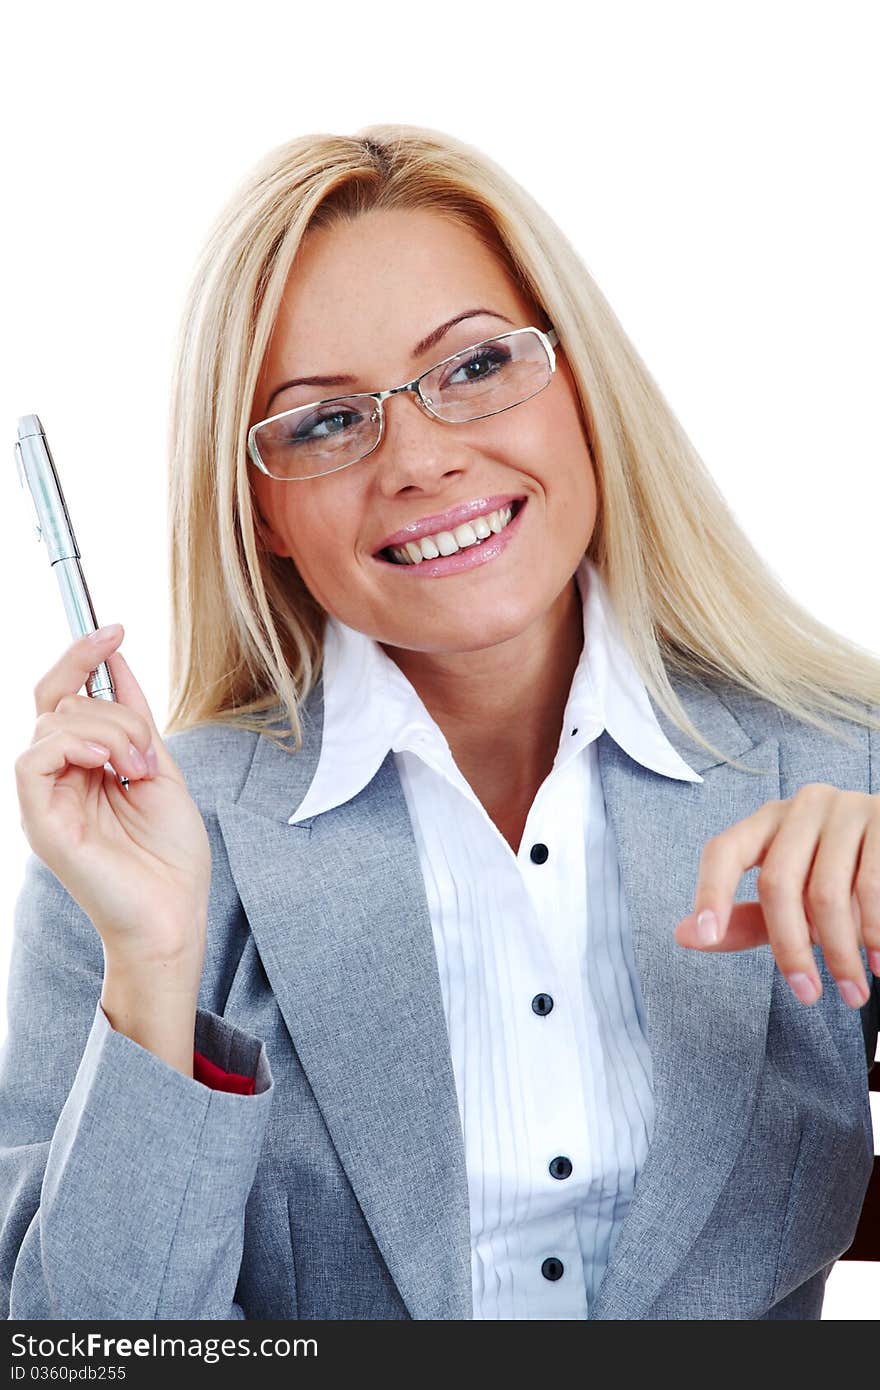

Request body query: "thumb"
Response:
[674, 901, 769, 952]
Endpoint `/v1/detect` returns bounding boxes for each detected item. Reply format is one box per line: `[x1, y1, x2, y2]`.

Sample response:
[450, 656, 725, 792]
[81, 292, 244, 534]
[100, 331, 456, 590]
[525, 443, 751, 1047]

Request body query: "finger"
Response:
[748, 786, 834, 1003]
[32, 624, 180, 786]
[34, 700, 156, 784]
[804, 791, 871, 1007]
[675, 901, 770, 951]
[34, 625, 126, 717]
[854, 810, 880, 978]
[16, 728, 116, 850]
[679, 799, 786, 949]
[102, 649, 183, 784]
[675, 890, 868, 953]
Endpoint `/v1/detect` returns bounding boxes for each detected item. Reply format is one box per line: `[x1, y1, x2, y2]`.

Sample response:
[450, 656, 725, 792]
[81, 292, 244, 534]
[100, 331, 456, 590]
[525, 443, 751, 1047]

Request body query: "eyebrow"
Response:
[263, 307, 514, 415]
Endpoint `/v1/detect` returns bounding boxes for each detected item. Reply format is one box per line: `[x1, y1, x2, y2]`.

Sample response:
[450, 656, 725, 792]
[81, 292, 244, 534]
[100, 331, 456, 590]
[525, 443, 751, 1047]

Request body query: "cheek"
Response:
[525, 402, 597, 515]
[282, 494, 361, 600]
[573, 451, 598, 514]
[552, 394, 596, 490]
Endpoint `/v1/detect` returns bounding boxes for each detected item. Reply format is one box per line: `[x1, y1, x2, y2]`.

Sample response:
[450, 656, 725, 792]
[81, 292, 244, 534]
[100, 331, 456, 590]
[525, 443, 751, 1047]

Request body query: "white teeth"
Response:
[452, 522, 478, 547]
[435, 531, 459, 557]
[386, 504, 516, 564]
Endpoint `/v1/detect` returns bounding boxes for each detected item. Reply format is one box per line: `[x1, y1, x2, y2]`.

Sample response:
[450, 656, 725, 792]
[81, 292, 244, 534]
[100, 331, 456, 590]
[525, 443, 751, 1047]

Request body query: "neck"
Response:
[379, 575, 585, 807]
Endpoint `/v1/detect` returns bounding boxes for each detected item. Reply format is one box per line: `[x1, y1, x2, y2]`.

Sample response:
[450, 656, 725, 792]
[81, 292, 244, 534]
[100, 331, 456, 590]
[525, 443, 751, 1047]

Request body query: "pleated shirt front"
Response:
[289, 556, 703, 1318]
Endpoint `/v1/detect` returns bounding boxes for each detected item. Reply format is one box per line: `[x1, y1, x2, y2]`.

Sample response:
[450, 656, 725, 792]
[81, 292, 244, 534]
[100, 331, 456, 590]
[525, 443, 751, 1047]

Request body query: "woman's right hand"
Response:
[15, 624, 212, 970]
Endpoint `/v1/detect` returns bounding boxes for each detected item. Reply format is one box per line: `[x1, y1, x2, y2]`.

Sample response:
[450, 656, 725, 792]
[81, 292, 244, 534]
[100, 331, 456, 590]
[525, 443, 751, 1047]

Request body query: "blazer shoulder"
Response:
[704, 677, 875, 789]
[162, 721, 263, 813]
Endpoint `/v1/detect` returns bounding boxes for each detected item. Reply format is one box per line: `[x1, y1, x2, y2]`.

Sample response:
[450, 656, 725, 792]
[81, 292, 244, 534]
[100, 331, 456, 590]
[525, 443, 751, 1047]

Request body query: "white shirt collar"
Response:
[289, 555, 702, 824]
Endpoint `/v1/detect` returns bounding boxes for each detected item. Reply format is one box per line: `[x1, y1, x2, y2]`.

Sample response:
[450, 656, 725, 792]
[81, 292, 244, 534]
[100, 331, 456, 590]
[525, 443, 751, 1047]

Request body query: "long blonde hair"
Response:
[164, 123, 880, 771]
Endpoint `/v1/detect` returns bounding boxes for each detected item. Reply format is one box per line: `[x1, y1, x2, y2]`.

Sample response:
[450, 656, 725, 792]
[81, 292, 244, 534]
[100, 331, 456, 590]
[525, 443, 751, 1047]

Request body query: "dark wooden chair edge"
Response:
[839, 1057, 879, 1261]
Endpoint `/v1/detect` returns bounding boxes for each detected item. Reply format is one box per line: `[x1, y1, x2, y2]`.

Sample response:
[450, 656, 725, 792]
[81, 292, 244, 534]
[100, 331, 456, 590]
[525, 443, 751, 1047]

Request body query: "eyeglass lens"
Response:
[252, 329, 552, 480]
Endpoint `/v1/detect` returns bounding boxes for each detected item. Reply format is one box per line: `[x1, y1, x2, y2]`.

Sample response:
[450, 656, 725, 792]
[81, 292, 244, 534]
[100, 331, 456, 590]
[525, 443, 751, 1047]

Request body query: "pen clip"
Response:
[14, 442, 43, 542]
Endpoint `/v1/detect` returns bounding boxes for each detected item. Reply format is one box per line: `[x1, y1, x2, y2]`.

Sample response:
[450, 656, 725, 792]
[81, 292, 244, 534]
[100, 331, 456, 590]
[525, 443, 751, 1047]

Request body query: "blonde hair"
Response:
[164, 122, 880, 772]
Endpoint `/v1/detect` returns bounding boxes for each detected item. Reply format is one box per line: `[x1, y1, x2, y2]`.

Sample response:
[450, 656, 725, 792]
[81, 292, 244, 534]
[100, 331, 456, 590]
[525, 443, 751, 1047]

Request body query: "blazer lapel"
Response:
[216, 672, 779, 1322]
[216, 685, 472, 1321]
[588, 677, 780, 1318]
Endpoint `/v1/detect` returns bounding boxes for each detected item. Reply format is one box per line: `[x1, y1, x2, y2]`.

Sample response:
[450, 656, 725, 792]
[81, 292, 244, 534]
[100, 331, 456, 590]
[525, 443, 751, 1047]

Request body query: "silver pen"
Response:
[14, 414, 130, 789]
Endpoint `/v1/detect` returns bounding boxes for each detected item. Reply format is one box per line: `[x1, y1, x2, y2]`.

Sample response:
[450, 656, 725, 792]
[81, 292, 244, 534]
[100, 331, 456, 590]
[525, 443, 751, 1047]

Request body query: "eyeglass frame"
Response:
[246, 323, 560, 481]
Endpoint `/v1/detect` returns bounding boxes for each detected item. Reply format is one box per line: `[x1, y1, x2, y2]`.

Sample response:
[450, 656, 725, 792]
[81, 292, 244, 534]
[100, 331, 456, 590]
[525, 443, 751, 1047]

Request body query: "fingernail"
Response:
[786, 972, 821, 1005]
[868, 949, 880, 977]
[128, 742, 147, 776]
[90, 623, 122, 643]
[145, 742, 159, 776]
[837, 978, 868, 1008]
[695, 908, 720, 945]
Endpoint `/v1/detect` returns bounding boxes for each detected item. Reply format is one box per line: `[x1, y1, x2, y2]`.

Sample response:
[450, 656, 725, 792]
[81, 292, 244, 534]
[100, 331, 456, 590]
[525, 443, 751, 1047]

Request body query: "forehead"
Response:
[263, 208, 534, 366]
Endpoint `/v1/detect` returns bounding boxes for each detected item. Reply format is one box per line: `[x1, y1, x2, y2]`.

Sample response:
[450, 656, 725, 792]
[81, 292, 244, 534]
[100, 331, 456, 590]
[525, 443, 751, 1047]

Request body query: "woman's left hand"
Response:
[674, 784, 880, 1007]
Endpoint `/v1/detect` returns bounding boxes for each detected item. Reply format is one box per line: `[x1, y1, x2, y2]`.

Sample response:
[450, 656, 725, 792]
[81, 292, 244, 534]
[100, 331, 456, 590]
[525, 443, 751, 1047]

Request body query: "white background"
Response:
[1, 0, 878, 1316]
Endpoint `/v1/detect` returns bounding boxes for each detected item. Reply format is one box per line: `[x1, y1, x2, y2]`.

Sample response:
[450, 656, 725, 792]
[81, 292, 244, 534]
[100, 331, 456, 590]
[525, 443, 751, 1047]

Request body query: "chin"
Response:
[395, 606, 539, 655]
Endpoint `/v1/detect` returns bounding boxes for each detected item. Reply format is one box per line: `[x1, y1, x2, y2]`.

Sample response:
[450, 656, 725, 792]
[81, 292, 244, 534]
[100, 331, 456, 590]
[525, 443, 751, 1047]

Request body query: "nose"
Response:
[372, 390, 468, 497]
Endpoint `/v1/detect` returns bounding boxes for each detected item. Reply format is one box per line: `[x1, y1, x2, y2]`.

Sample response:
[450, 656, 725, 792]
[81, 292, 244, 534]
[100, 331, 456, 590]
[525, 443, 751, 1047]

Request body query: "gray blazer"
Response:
[2, 670, 878, 1321]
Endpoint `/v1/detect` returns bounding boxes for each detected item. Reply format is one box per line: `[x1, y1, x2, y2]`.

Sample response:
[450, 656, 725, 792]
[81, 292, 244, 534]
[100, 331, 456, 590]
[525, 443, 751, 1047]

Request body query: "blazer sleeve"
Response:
[0, 851, 275, 1320]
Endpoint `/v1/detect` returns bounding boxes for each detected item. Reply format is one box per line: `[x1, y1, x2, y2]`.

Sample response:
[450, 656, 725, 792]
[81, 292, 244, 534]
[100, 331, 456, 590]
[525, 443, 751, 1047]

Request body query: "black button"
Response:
[542, 1256, 564, 1281]
[571, 727, 578, 736]
[549, 1155, 573, 1180]
[530, 843, 549, 864]
[531, 993, 554, 1016]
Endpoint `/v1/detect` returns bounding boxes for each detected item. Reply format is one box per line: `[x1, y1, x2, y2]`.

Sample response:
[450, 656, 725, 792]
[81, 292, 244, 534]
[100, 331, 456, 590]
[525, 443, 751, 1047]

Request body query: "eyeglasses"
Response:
[247, 324, 559, 481]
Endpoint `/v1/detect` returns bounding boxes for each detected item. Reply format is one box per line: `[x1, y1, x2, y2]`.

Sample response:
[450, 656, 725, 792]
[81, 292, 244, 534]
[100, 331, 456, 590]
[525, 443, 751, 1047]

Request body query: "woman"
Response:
[3, 124, 879, 1321]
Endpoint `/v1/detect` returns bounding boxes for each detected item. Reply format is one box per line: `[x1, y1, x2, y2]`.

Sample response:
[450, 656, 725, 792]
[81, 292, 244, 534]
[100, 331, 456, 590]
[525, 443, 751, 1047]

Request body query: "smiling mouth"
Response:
[378, 498, 526, 565]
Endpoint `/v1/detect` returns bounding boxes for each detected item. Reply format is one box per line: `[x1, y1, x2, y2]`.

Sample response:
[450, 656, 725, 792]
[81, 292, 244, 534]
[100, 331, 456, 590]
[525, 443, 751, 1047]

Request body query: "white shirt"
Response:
[290, 555, 703, 1318]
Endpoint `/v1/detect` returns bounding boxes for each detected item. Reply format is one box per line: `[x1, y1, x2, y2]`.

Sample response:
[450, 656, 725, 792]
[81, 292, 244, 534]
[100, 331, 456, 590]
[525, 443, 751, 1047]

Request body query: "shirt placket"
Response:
[398, 723, 601, 1318]
[496, 748, 597, 1316]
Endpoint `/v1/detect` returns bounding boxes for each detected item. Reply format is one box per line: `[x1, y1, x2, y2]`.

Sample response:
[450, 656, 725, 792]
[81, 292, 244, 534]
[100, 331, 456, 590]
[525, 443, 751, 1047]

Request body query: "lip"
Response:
[374, 496, 528, 578]
[373, 493, 525, 554]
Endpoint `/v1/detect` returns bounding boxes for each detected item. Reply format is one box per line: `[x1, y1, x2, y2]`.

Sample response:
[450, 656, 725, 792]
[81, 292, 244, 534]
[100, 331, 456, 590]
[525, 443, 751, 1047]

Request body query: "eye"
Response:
[286, 405, 365, 444]
[442, 344, 511, 388]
